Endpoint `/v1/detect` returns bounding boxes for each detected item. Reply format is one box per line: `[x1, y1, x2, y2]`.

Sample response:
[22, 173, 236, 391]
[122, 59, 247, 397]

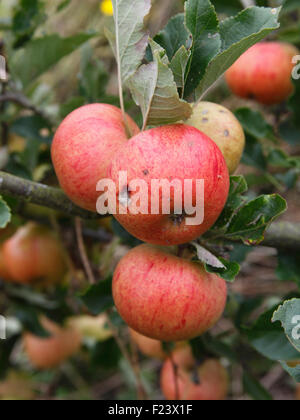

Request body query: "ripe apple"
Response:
[186, 102, 245, 174]
[226, 42, 299, 105]
[130, 328, 186, 360]
[2, 223, 67, 286]
[24, 317, 81, 370]
[129, 328, 167, 360]
[113, 244, 227, 342]
[51, 104, 140, 212]
[160, 346, 228, 400]
[109, 124, 229, 246]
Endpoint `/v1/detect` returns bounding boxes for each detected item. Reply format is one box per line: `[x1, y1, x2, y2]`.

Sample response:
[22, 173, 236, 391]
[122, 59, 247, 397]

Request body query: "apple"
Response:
[24, 317, 81, 370]
[226, 42, 299, 105]
[186, 102, 245, 174]
[51, 103, 140, 212]
[2, 223, 67, 286]
[113, 244, 227, 342]
[160, 346, 228, 400]
[109, 124, 229, 246]
[129, 328, 167, 360]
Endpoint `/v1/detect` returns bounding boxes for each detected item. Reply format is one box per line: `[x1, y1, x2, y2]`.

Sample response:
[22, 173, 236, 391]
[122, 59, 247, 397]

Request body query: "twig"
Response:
[75, 217, 96, 285]
[0, 92, 48, 119]
[105, 314, 148, 400]
[0, 171, 99, 219]
[130, 332, 148, 400]
[170, 352, 180, 400]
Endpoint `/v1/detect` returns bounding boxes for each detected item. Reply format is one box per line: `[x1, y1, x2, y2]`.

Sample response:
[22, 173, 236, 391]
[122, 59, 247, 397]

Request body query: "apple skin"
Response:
[2, 223, 67, 286]
[24, 317, 81, 370]
[129, 328, 167, 360]
[109, 124, 229, 246]
[161, 346, 228, 400]
[186, 102, 245, 174]
[51, 104, 140, 212]
[226, 42, 299, 105]
[0, 245, 14, 281]
[113, 244, 227, 342]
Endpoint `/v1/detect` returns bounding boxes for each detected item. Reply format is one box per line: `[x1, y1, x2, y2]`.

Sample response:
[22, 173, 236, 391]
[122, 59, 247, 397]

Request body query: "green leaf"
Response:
[57, 0, 72, 12]
[79, 45, 109, 102]
[154, 14, 191, 61]
[235, 108, 275, 141]
[272, 299, 300, 353]
[213, 175, 248, 230]
[91, 338, 122, 369]
[242, 135, 267, 171]
[244, 307, 300, 361]
[14, 306, 50, 338]
[225, 194, 287, 245]
[184, 0, 221, 98]
[128, 41, 192, 128]
[11, 115, 52, 144]
[243, 371, 273, 401]
[12, 0, 46, 48]
[105, 0, 151, 84]
[205, 257, 240, 283]
[10, 33, 95, 88]
[0, 197, 11, 229]
[268, 149, 300, 169]
[170, 46, 191, 89]
[276, 252, 300, 288]
[211, 0, 242, 15]
[195, 6, 281, 99]
[80, 277, 113, 316]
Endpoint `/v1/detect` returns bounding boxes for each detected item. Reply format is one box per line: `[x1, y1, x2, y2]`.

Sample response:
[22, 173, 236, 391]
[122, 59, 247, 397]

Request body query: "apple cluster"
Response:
[48, 40, 298, 399]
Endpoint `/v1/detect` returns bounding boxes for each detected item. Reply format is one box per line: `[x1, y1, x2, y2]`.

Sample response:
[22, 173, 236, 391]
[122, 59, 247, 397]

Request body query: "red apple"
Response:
[2, 223, 67, 286]
[113, 244, 227, 342]
[51, 104, 140, 212]
[129, 328, 167, 360]
[108, 124, 229, 246]
[24, 317, 81, 370]
[161, 346, 229, 400]
[226, 42, 299, 105]
[186, 102, 245, 174]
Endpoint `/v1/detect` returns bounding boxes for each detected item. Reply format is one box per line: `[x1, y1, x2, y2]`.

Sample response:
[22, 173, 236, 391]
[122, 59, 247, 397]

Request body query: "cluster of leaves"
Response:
[106, 0, 281, 128]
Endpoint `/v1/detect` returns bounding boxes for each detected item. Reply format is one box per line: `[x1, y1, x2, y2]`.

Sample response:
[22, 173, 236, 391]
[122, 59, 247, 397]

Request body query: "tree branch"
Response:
[263, 222, 300, 250]
[0, 172, 299, 249]
[0, 92, 48, 119]
[0, 171, 98, 219]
